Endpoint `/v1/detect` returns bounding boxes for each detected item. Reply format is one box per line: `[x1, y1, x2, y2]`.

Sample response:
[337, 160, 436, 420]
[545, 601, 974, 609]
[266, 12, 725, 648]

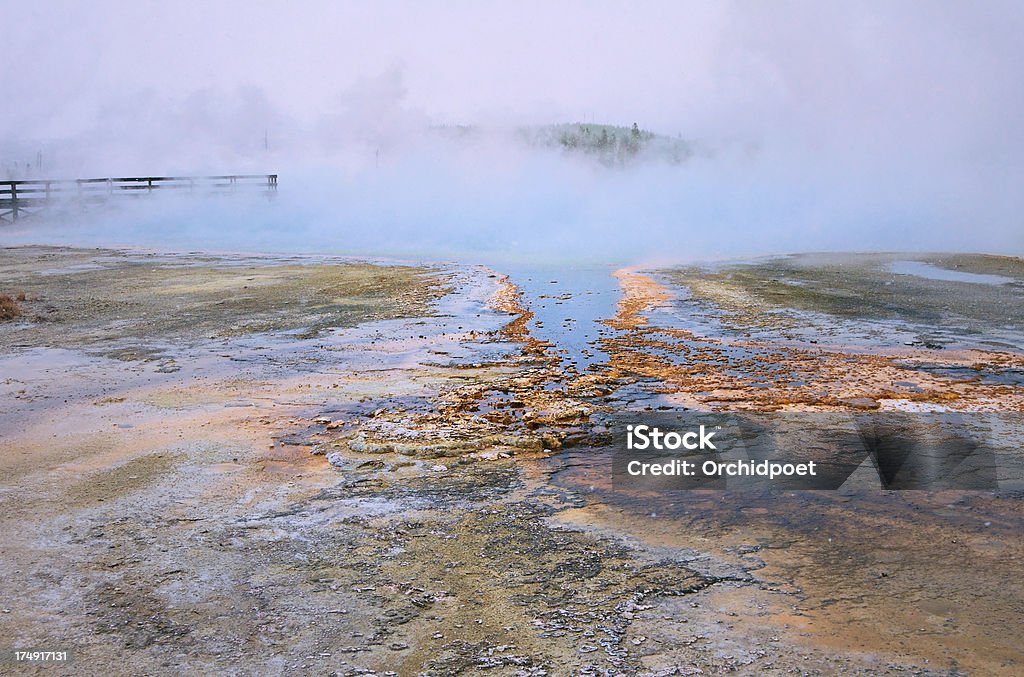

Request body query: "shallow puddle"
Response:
[890, 259, 1016, 285]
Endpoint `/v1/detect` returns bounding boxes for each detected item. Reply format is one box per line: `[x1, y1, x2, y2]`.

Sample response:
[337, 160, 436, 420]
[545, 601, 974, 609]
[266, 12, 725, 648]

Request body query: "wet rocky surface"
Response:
[605, 255, 1024, 412]
[1, 246, 1022, 675]
[661, 252, 1024, 353]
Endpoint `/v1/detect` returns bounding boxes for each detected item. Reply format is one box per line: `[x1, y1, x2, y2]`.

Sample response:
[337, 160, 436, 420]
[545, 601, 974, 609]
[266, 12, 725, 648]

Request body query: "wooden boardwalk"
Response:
[0, 174, 277, 223]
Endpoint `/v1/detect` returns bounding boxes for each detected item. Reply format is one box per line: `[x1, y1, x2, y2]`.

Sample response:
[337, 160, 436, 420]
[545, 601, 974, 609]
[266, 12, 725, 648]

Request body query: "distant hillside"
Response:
[428, 122, 696, 166]
[518, 123, 695, 165]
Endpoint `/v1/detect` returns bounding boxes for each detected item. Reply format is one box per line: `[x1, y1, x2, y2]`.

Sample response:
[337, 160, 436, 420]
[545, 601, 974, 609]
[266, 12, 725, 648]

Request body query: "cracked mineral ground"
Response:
[1, 246, 1023, 675]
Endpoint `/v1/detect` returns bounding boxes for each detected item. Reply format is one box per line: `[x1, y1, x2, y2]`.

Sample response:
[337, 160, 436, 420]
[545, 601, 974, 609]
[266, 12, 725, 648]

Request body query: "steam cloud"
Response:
[2, 1, 1022, 264]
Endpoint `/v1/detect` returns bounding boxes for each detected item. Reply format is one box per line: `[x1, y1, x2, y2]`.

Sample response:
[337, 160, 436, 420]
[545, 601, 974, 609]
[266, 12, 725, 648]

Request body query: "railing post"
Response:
[11, 181, 17, 222]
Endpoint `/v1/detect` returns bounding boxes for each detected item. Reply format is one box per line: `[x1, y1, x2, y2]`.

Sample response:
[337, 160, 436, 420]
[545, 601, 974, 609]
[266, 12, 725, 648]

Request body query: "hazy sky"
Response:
[5, 1, 1023, 147]
[3, 1, 1023, 260]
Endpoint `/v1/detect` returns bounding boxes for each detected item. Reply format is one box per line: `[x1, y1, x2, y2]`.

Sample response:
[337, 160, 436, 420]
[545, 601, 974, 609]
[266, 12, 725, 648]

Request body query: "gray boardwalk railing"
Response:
[0, 174, 277, 223]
